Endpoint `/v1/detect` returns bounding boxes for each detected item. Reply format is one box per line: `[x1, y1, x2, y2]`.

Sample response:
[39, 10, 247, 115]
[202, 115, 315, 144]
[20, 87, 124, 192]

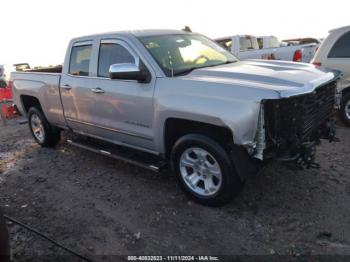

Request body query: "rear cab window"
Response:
[328, 31, 350, 58]
[69, 45, 92, 76]
[239, 36, 259, 51]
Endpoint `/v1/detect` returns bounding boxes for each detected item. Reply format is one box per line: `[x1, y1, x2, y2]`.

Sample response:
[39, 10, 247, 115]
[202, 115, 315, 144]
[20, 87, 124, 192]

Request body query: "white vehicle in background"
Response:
[215, 35, 318, 63]
[0, 65, 15, 87]
[311, 26, 350, 126]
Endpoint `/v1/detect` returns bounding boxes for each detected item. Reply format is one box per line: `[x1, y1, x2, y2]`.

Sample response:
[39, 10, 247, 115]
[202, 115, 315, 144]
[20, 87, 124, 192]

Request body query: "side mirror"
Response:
[109, 63, 150, 83]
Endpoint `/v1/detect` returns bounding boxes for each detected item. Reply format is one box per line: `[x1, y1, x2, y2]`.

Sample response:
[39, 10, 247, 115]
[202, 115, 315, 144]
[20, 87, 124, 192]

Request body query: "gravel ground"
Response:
[1, 118, 350, 261]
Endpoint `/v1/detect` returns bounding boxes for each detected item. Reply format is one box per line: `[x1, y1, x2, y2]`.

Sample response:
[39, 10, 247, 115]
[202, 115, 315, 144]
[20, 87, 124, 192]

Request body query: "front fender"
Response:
[153, 93, 262, 154]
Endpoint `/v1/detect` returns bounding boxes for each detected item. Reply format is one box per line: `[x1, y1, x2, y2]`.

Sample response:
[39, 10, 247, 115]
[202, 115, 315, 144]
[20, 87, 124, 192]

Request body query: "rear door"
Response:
[60, 41, 97, 132]
[326, 31, 350, 88]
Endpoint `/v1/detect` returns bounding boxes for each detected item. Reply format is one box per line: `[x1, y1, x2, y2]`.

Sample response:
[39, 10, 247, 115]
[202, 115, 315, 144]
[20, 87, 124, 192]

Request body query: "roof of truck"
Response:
[132, 29, 192, 37]
[72, 29, 192, 41]
[214, 35, 256, 41]
[329, 25, 350, 33]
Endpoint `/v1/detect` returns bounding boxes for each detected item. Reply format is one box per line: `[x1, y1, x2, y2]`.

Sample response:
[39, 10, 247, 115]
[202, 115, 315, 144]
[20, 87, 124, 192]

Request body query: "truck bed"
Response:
[11, 71, 65, 127]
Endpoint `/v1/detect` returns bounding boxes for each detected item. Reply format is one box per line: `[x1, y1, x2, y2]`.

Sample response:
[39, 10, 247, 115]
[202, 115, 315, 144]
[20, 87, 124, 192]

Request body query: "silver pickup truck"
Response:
[11, 30, 340, 206]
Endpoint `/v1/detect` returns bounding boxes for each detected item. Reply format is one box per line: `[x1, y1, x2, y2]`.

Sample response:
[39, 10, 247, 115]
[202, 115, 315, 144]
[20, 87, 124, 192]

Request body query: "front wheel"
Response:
[171, 134, 243, 206]
[28, 107, 61, 147]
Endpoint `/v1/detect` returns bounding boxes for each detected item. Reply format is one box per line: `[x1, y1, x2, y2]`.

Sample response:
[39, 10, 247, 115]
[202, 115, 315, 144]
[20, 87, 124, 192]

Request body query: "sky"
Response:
[1, 0, 349, 66]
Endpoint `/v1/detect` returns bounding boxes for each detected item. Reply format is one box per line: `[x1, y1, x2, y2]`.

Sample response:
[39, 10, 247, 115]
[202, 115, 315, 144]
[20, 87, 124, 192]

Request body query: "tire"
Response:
[340, 92, 350, 127]
[170, 134, 243, 207]
[28, 107, 61, 147]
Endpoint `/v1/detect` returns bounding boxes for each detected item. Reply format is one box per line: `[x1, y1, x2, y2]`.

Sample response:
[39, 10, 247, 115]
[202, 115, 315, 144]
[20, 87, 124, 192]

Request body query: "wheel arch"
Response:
[163, 117, 234, 157]
[20, 95, 42, 114]
[341, 85, 350, 96]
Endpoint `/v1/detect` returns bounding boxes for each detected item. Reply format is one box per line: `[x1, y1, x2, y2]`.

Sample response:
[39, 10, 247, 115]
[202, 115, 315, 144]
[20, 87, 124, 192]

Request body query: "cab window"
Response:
[98, 43, 135, 77]
[69, 45, 92, 76]
[328, 32, 350, 58]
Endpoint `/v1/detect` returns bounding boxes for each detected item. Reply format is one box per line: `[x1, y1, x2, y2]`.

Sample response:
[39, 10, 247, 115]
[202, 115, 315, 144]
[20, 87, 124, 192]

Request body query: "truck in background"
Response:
[215, 35, 318, 62]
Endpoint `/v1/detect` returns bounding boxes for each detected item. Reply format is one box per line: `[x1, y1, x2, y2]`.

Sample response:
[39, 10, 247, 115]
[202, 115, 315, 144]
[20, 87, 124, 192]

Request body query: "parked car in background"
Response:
[215, 35, 318, 62]
[11, 30, 340, 206]
[311, 26, 350, 126]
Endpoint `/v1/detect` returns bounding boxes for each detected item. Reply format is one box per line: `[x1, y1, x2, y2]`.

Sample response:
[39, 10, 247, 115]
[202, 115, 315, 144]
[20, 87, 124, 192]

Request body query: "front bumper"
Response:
[253, 79, 338, 167]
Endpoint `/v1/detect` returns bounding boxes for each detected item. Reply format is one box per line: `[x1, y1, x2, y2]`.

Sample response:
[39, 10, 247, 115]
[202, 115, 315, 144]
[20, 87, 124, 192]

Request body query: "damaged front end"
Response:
[253, 80, 339, 168]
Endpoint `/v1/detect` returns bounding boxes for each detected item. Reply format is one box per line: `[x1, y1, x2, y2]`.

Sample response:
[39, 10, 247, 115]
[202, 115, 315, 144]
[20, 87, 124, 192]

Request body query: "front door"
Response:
[84, 39, 156, 151]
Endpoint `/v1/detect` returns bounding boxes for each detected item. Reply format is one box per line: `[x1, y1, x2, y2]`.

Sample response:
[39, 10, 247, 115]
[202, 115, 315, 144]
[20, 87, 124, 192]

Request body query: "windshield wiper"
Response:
[223, 60, 238, 64]
[173, 60, 238, 77]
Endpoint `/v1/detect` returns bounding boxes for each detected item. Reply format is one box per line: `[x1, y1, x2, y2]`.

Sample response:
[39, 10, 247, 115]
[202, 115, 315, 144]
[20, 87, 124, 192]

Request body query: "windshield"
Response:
[139, 34, 238, 76]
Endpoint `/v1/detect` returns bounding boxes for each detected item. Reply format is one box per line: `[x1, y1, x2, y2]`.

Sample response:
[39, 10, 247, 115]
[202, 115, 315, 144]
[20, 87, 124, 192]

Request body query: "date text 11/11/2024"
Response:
[127, 255, 220, 261]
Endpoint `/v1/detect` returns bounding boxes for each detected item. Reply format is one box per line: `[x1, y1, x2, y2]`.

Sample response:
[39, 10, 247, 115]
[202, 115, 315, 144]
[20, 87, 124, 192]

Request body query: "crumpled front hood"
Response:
[181, 60, 340, 98]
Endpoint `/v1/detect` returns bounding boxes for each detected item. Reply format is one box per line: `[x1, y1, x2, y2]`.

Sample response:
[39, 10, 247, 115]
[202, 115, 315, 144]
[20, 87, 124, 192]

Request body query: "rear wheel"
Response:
[340, 92, 350, 127]
[28, 107, 61, 147]
[171, 134, 243, 206]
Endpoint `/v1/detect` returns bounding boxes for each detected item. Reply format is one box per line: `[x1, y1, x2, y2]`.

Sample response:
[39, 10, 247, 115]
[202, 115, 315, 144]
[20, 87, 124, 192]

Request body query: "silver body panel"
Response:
[11, 72, 66, 127]
[11, 30, 339, 156]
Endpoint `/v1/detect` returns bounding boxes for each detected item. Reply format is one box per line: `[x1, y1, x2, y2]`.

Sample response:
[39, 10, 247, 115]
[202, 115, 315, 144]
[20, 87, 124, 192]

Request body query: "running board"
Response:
[66, 137, 167, 172]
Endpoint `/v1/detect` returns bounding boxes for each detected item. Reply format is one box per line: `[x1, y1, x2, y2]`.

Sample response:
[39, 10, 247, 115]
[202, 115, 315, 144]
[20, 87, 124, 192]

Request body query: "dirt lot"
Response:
[1, 118, 350, 261]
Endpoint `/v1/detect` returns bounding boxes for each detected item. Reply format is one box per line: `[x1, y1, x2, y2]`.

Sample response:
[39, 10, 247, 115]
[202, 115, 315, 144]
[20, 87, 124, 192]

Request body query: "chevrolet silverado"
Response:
[11, 30, 340, 206]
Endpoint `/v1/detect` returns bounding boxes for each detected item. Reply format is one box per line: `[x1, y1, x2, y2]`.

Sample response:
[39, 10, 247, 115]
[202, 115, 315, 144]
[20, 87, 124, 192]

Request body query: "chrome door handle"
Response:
[61, 84, 72, 90]
[91, 87, 105, 94]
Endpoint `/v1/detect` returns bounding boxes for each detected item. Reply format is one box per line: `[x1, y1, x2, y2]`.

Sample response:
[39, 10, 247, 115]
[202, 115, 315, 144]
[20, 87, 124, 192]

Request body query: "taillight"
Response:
[312, 62, 322, 67]
[293, 49, 302, 62]
[7, 80, 12, 89]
